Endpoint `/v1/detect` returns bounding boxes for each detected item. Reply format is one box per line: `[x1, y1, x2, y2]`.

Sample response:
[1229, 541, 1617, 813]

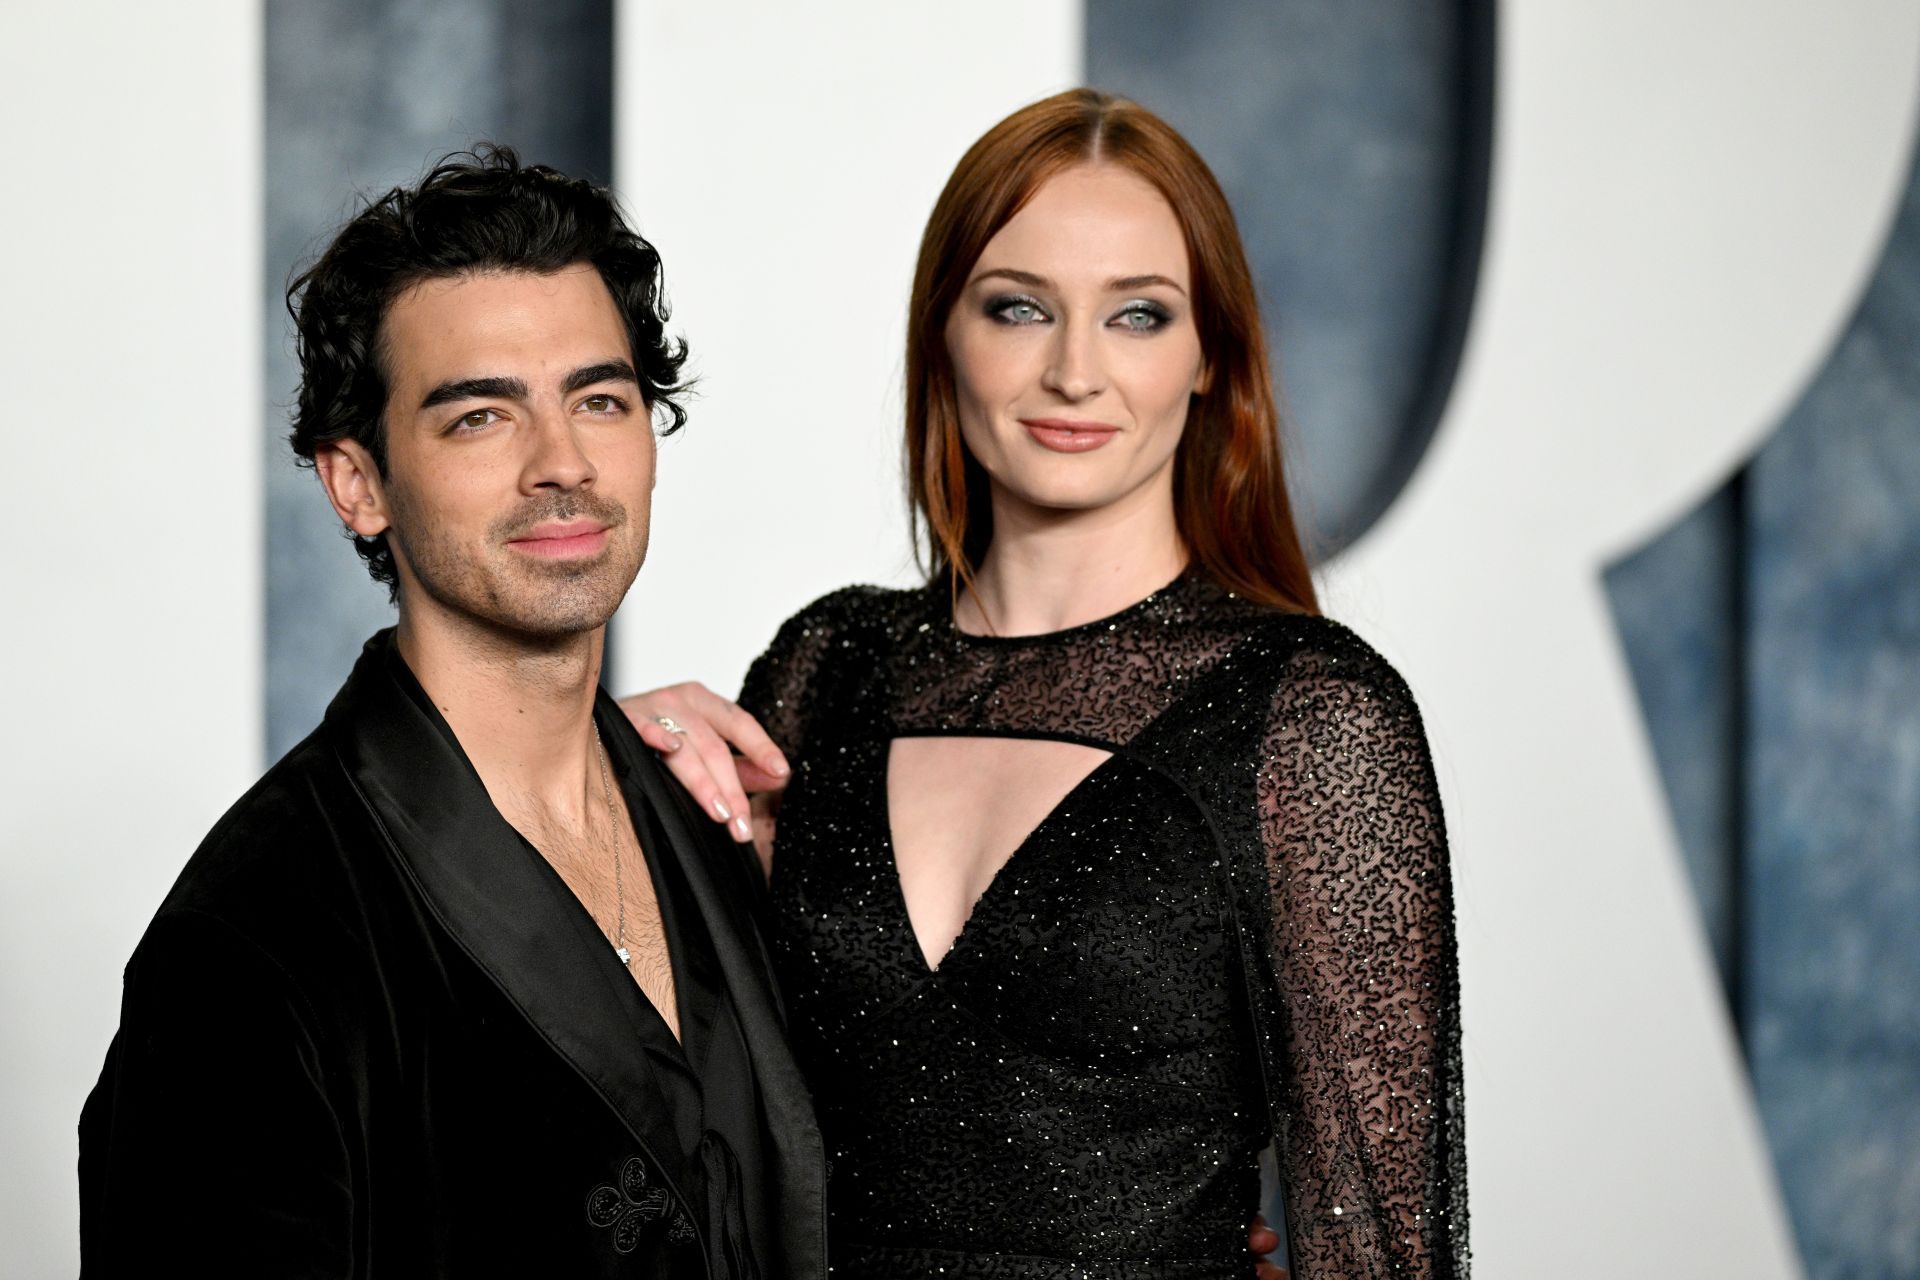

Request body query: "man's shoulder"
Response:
[147, 724, 378, 952]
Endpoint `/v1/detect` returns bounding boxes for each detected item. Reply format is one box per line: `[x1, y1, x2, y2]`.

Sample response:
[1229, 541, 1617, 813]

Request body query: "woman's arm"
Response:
[619, 586, 863, 867]
[1257, 640, 1468, 1277]
[619, 683, 788, 847]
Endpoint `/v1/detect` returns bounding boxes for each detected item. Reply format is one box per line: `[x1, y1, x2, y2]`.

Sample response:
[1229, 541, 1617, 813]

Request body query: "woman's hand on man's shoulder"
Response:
[617, 683, 789, 849]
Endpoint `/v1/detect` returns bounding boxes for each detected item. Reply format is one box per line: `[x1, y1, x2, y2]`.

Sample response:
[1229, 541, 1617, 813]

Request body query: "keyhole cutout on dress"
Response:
[886, 736, 1114, 971]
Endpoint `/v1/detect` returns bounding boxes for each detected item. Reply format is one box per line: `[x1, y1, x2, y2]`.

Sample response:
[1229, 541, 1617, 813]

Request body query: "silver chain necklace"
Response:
[590, 722, 631, 967]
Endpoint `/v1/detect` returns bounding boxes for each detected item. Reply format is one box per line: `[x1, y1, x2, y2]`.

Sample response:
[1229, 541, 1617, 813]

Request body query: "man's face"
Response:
[355, 264, 654, 639]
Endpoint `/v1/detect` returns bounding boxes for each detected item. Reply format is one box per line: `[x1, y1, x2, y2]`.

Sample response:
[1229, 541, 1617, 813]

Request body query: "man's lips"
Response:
[506, 519, 611, 559]
[1020, 417, 1121, 453]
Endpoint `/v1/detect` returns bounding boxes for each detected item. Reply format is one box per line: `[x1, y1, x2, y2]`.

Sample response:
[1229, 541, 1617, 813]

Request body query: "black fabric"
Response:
[613, 725, 776, 1276]
[79, 631, 825, 1278]
[740, 572, 1468, 1279]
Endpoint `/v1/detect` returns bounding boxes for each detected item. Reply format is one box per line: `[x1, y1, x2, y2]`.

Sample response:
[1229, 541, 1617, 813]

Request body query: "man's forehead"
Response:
[382, 264, 629, 389]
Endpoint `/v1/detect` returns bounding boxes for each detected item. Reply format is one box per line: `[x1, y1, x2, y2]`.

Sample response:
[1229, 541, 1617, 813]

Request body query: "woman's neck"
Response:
[959, 475, 1187, 637]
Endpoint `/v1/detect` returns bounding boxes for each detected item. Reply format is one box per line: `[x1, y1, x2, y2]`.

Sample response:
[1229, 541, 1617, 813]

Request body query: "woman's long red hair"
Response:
[905, 88, 1319, 615]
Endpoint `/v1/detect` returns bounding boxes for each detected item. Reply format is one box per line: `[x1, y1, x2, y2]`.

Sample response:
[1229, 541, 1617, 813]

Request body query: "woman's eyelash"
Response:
[982, 293, 1175, 331]
[984, 293, 1051, 324]
[1113, 300, 1173, 330]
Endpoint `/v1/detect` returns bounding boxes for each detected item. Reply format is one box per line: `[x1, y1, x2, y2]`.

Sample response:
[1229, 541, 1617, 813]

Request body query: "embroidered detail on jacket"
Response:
[586, 1157, 671, 1254]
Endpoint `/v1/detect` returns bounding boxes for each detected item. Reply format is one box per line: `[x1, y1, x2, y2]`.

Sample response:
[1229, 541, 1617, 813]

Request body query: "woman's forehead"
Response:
[975, 165, 1188, 289]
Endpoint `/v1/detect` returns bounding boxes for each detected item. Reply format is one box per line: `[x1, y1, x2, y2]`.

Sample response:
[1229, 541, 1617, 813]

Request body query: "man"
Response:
[79, 148, 823, 1277]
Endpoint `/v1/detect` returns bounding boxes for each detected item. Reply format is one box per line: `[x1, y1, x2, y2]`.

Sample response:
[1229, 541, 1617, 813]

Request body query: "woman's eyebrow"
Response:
[970, 267, 1186, 297]
[973, 267, 1052, 290]
[1107, 274, 1185, 296]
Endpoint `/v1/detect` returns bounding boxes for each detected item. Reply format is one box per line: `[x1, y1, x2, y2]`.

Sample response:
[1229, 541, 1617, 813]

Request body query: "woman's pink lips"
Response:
[1020, 418, 1120, 453]
[508, 522, 610, 559]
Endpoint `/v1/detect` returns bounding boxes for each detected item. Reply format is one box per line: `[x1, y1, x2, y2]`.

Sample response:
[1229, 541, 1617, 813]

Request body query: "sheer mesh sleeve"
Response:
[1257, 638, 1468, 1278]
[738, 587, 875, 763]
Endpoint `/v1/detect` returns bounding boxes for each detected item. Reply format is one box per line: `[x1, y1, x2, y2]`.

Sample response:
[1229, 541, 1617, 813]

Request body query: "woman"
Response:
[627, 88, 1467, 1278]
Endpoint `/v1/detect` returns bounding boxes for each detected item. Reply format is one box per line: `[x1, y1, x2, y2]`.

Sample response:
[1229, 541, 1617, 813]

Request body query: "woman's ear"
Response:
[313, 438, 393, 538]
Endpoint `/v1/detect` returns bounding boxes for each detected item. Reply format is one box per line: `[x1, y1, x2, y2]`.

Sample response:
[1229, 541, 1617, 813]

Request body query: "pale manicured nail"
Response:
[770, 758, 790, 777]
[712, 797, 733, 821]
[731, 815, 752, 842]
[663, 735, 683, 753]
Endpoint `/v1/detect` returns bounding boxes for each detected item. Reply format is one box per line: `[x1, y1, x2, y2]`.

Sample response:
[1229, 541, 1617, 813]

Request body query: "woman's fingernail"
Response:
[731, 815, 752, 842]
[770, 758, 791, 777]
[663, 735, 683, 752]
[713, 797, 733, 821]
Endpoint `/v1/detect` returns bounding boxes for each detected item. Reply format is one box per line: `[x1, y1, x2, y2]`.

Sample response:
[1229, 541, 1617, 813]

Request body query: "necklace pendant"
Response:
[615, 945, 632, 966]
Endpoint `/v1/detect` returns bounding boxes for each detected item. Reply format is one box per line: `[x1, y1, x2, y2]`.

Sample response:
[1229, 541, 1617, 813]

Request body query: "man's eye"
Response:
[986, 295, 1050, 326]
[579, 394, 624, 414]
[453, 408, 501, 433]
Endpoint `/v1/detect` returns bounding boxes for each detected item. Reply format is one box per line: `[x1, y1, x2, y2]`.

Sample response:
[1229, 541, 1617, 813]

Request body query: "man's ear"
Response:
[314, 438, 392, 538]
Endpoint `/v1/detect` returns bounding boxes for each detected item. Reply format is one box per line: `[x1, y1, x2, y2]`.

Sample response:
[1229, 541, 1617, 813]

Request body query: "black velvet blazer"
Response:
[79, 633, 826, 1278]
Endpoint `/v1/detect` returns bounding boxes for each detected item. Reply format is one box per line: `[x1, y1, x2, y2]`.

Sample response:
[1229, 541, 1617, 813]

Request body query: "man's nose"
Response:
[522, 408, 597, 491]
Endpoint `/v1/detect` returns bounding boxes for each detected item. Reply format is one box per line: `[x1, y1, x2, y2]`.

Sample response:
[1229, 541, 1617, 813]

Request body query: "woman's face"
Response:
[944, 163, 1207, 523]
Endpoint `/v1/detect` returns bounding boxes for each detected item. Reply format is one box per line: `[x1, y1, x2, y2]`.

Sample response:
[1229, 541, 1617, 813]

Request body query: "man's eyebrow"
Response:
[419, 376, 528, 411]
[561, 360, 641, 395]
[415, 361, 640, 411]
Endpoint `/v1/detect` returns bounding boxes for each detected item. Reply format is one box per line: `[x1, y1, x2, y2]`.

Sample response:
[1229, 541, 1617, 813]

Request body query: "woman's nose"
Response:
[1040, 321, 1107, 402]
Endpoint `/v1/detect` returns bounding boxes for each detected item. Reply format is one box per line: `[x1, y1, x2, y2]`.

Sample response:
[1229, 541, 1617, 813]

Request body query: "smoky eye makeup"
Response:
[983, 292, 1052, 325]
[1110, 299, 1175, 332]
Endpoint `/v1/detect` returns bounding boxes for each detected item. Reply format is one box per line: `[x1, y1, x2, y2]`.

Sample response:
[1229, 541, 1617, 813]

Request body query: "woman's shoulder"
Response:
[1235, 609, 1424, 718]
[750, 582, 931, 686]
[768, 581, 930, 642]
[743, 584, 926, 733]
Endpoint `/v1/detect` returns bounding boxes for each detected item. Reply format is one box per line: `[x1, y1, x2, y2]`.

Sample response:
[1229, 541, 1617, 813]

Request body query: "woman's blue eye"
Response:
[1112, 301, 1172, 333]
[986, 294, 1049, 325]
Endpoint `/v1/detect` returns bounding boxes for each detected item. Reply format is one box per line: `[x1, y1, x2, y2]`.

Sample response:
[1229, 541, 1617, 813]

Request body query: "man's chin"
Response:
[491, 570, 637, 640]
[394, 549, 641, 645]
[504, 614, 616, 643]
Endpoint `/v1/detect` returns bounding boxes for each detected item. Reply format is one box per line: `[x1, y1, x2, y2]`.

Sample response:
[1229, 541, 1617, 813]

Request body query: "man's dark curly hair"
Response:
[286, 144, 689, 593]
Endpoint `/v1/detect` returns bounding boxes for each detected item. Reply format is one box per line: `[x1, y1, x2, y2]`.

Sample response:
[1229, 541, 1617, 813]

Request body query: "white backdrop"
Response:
[609, 1, 1085, 688]
[0, 4, 263, 1277]
[3, 1, 1916, 1275]
[1329, 4, 1920, 1275]
[609, 2, 1920, 1277]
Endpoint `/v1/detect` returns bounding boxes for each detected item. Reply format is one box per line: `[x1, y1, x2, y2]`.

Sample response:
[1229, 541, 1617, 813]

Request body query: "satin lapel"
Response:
[597, 695, 828, 1276]
[324, 634, 687, 1180]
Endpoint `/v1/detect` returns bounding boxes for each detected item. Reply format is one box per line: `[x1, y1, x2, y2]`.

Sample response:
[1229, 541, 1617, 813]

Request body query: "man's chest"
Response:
[512, 808, 682, 1041]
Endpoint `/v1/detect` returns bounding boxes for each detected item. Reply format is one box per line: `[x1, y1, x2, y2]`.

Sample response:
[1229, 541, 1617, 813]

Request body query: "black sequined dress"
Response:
[740, 572, 1467, 1279]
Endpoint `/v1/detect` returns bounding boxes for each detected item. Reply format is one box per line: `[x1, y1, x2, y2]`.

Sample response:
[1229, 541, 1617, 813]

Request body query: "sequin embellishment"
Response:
[742, 571, 1469, 1278]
